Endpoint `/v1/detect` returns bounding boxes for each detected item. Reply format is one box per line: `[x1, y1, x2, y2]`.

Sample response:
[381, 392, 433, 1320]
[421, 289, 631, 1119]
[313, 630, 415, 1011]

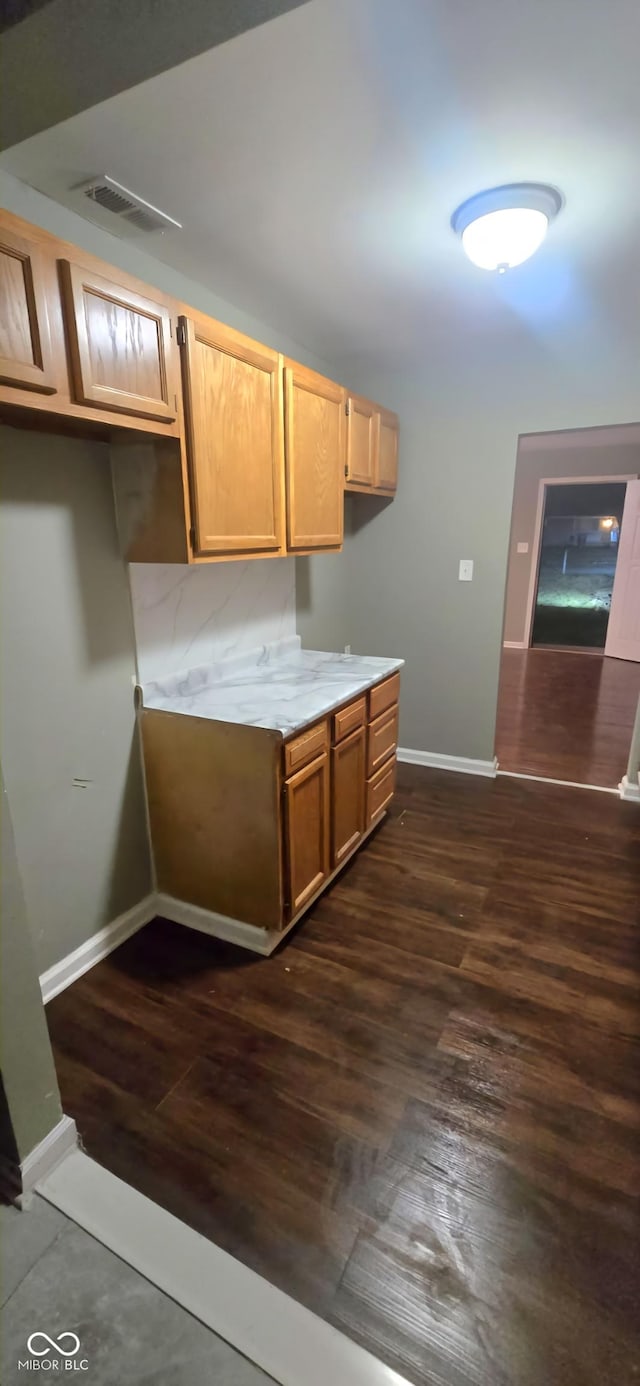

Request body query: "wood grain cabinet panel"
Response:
[346, 394, 377, 488]
[0, 228, 57, 393]
[376, 407, 399, 492]
[284, 361, 344, 551]
[60, 260, 177, 422]
[367, 705, 399, 776]
[369, 671, 400, 721]
[332, 725, 366, 866]
[333, 697, 366, 744]
[180, 313, 285, 557]
[366, 756, 397, 826]
[284, 719, 329, 776]
[284, 751, 330, 915]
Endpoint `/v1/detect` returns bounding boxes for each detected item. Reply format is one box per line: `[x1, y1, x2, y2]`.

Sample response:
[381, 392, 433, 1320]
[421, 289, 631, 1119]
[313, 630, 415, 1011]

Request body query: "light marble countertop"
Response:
[141, 636, 403, 737]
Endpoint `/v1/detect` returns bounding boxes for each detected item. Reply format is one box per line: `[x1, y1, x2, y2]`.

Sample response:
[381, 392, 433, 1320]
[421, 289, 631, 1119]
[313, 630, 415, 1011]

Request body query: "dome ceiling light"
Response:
[451, 183, 563, 273]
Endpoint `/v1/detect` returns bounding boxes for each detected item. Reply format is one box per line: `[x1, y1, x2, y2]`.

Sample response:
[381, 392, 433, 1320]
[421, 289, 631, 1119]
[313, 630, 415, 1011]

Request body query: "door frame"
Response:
[522, 473, 638, 649]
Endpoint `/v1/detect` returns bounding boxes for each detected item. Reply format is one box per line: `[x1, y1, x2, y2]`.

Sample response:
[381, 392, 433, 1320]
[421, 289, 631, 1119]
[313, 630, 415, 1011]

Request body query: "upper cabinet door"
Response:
[284, 362, 344, 551]
[60, 261, 177, 422]
[376, 407, 399, 492]
[346, 394, 377, 488]
[180, 313, 285, 557]
[0, 228, 57, 393]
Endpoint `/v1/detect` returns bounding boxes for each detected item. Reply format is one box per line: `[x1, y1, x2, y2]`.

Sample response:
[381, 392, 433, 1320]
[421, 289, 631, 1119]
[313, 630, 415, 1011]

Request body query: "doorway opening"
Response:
[496, 424, 640, 789]
[531, 481, 626, 650]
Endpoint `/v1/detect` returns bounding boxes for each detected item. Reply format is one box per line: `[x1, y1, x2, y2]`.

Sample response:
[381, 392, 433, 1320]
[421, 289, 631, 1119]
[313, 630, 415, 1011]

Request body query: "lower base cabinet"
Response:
[141, 671, 400, 936]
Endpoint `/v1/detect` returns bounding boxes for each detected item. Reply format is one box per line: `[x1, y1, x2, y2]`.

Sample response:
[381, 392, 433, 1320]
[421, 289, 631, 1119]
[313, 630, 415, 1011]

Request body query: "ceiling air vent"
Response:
[81, 176, 182, 234]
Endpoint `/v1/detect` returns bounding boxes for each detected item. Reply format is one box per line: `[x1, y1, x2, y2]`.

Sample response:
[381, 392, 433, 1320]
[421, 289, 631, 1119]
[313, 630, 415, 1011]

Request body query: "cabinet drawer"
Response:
[369, 672, 400, 721]
[332, 696, 366, 744]
[367, 705, 399, 776]
[366, 756, 396, 825]
[284, 719, 329, 777]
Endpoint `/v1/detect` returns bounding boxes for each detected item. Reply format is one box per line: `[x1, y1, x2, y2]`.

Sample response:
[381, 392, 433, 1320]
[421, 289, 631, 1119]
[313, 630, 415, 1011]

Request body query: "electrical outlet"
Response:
[458, 559, 474, 582]
[344, 643, 351, 655]
[517, 541, 529, 554]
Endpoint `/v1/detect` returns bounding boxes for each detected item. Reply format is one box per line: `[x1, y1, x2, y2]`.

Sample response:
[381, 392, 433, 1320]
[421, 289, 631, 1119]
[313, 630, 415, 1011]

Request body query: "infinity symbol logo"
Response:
[27, 1332, 81, 1357]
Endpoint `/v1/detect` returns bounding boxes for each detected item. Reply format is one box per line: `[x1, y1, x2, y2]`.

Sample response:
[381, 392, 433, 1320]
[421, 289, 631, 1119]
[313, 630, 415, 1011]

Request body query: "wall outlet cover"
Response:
[458, 559, 474, 582]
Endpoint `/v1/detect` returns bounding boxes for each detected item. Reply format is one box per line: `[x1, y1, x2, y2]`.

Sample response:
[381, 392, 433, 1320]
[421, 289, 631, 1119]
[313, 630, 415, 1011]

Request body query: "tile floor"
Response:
[1, 1195, 274, 1385]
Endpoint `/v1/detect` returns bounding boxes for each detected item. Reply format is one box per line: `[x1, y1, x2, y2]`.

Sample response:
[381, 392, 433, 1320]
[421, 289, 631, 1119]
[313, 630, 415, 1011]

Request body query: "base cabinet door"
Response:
[0, 227, 57, 394]
[284, 751, 330, 915]
[284, 361, 344, 550]
[331, 725, 366, 866]
[60, 261, 177, 422]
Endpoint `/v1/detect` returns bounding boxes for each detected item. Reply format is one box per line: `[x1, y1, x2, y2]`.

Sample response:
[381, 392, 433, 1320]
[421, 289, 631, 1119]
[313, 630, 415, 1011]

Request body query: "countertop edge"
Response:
[141, 655, 404, 738]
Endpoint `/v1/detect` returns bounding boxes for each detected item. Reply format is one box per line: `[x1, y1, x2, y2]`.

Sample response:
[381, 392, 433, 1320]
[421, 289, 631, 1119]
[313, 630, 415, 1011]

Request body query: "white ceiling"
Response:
[2, 0, 640, 372]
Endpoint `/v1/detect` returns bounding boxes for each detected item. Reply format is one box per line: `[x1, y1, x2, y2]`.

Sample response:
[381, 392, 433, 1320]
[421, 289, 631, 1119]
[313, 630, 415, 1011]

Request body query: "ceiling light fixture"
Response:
[451, 183, 562, 273]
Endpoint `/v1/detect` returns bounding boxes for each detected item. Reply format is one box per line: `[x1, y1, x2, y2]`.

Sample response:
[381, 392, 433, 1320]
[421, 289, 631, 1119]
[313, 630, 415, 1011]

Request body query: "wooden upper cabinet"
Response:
[284, 750, 330, 915]
[346, 394, 377, 488]
[376, 407, 399, 492]
[284, 361, 344, 551]
[0, 227, 57, 393]
[60, 260, 177, 422]
[180, 312, 285, 557]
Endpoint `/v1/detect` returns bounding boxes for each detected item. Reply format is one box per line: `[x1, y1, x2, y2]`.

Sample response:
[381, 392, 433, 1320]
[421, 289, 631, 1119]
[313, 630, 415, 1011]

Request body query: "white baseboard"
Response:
[155, 893, 275, 956]
[397, 747, 498, 778]
[19, 1116, 78, 1200]
[40, 895, 156, 1003]
[502, 640, 526, 649]
[40, 1150, 408, 1386]
[499, 769, 618, 794]
[619, 774, 640, 803]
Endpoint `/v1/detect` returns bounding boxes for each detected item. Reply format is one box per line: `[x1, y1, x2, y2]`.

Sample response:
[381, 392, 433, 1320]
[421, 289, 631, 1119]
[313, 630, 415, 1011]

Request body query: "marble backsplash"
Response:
[128, 558, 296, 686]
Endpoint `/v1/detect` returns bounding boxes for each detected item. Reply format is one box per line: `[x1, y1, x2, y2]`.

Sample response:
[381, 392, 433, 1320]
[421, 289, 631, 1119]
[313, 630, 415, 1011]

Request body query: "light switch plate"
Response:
[517, 542, 529, 554]
[458, 559, 474, 582]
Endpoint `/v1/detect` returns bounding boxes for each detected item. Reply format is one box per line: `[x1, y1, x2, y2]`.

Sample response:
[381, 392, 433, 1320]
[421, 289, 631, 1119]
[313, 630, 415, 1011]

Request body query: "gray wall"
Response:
[1, 769, 62, 1165]
[0, 0, 310, 149]
[0, 426, 152, 974]
[296, 546, 351, 654]
[0, 172, 341, 978]
[503, 438, 640, 645]
[0, 170, 334, 373]
[300, 349, 640, 762]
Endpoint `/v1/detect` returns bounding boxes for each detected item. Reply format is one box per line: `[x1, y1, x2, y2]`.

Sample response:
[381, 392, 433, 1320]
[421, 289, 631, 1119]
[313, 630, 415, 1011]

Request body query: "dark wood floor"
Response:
[495, 647, 640, 787]
[47, 766, 640, 1386]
